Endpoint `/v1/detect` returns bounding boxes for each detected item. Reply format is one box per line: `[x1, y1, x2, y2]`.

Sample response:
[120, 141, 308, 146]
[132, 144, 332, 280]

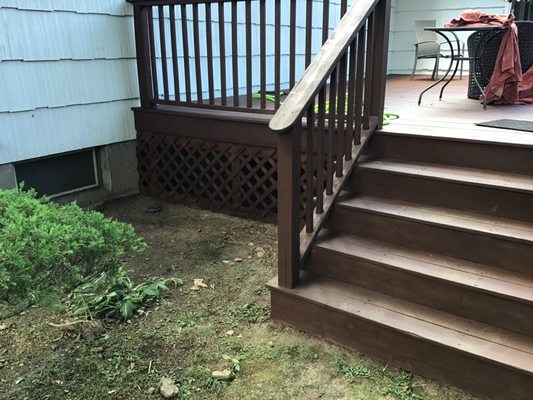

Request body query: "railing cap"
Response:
[269, 0, 379, 134]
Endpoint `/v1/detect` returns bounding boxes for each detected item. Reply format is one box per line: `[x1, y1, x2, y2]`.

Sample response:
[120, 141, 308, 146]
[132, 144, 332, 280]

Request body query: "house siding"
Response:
[388, 0, 510, 75]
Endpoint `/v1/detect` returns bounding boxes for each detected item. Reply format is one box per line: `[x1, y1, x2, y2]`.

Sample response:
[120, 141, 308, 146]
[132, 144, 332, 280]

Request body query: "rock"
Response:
[159, 377, 179, 399]
[0, 324, 7, 331]
[211, 370, 233, 381]
[267, 341, 274, 347]
[147, 387, 156, 395]
[225, 330, 234, 336]
[256, 251, 265, 258]
[193, 279, 208, 288]
[90, 347, 104, 353]
[234, 257, 244, 262]
[222, 260, 231, 264]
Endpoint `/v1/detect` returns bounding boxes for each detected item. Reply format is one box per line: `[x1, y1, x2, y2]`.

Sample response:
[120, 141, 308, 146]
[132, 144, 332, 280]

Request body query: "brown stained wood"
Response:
[363, 14, 374, 130]
[192, 3, 203, 103]
[269, 0, 379, 133]
[357, 158, 533, 194]
[169, 5, 180, 102]
[322, 0, 330, 44]
[326, 68, 338, 195]
[315, 87, 327, 214]
[205, 3, 215, 104]
[368, 0, 390, 128]
[351, 167, 533, 223]
[277, 123, 303, 288]
[354, 28, 365, 145]
[330, 203, 533, 276]
[148, 7, 159, 100]
[274, 0, 281, 109]
[305, 104, 315, 233]
[133, 5, 154, 107]
[336, 53, 348, 178]
[260, 0, 266, 109]
[305, 0, 313, 68]
[308, 232, 533, 336]
[158, 5, 170, 100]
[231, 0, 239, 107]
[245, 0, 252, 108]
[218, 2, 227, 106]
[270, 282, 533, 400]
[289, 0, 297, 90]
[180, 4, 192, 102]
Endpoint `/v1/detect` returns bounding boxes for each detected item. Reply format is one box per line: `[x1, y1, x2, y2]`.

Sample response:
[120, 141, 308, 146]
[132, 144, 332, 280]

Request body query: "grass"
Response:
[0, 196, 479, 400]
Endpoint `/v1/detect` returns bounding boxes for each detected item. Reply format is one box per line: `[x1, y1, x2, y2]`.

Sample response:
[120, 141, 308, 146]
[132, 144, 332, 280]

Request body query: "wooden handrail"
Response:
[273, 0, 391, 289]
[269, 0, 379, 133]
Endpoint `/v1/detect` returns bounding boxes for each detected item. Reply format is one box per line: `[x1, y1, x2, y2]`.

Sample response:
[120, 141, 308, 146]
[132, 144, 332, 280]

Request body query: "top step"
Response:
[365, 132, 533, 176]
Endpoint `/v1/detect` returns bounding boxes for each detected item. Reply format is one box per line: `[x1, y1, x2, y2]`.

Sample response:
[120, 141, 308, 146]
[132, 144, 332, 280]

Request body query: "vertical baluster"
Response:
[322, 0, 330, 44]
[305, 0, 313, 68]
[340, 0, 348, 17]
[206, 4, 215, 104]
[305, 102, 315, 233]
[336, 53, 348, 178]
[148, 7, 159, 101]
[180, 4, 192, 103]
[218, 3, 227, 106]
[246, 0, 252, 108]
[192, 4, 203, 103]
[326, 67, 337, 196]
[158, 6, 169, 101]
[345, 39, 357, 159]
[231, 0, 239, 107]
[133, 5, 154, 107]
[316, 86, 326, 214]
[274, 0, 281, 109]
[354, 28, 366, 145]
[260, 0, 266, 109]
[169, 5, 180, 103]
[289, 0, 297, 90]
[363, 13, 374, 129]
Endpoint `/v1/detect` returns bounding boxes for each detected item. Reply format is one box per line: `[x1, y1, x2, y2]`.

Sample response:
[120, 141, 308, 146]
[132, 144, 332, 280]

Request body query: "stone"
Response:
[225, 330, 234, 336]
[234, 258, 244, 262]
[159, 377, 179, 399]
[268, 341, 274, 347]
[211, 370, 233, 381]
[147, 387, 156, 395]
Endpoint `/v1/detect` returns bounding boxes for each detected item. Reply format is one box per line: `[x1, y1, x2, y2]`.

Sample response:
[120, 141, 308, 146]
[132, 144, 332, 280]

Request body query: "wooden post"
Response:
[369, 0, 391, 129]
[133, 5, 154, 108]
[277, 123, 302, 289]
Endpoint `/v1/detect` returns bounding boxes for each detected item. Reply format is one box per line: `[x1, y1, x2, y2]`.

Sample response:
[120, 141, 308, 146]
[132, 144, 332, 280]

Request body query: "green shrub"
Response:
[0, 187, 145, 303]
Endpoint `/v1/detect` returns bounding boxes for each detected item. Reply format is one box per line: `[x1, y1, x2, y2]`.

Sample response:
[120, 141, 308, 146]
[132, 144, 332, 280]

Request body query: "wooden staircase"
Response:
[269, 131, 533, 400]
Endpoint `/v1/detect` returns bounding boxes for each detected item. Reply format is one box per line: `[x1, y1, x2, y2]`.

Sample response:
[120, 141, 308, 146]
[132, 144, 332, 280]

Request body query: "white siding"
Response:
[0, 0, 138, 164]
[388, 0, 511, 75]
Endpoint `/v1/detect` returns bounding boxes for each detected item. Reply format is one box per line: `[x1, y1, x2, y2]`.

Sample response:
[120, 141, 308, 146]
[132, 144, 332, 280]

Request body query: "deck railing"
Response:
[128, 0, 352, 113]
[269, 0, 390, 288]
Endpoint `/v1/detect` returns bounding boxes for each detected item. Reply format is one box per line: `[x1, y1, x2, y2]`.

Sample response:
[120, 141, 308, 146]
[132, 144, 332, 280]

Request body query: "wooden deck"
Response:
[384, 75, 533, 146]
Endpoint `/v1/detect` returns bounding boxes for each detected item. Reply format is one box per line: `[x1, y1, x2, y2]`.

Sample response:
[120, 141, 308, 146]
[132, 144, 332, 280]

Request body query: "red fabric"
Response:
[445, 10, 509, 27]
[446, 11, 533, 105]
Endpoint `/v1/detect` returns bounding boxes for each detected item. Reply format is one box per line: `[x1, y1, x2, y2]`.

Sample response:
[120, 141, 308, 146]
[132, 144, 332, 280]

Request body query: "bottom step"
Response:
[268, 273, 533, 400]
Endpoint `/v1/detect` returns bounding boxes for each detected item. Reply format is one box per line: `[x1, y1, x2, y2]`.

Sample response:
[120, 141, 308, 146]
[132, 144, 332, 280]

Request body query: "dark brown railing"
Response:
[269, 0, 390, 288]
[128, 0, 352, 113]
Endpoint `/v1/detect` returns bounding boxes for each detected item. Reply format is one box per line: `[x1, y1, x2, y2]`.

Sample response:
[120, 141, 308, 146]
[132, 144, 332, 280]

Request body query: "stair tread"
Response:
[337, 195, 533, 244]
[269, 273, 533, 374]
[316, 229, 533, 304]
[358, 158, 533, 194]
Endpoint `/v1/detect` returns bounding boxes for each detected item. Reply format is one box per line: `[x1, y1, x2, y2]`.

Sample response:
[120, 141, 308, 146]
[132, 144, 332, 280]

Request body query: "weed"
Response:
[335, 357, 372, 382]
[229, 303, 270, 324]
[385, 370, 424, 400]
[251, 285, 269, 296]
[178, 311, 199, 328]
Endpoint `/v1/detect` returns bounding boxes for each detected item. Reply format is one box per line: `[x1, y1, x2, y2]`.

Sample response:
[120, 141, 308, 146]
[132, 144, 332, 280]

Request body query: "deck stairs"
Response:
[269, 130, 533, 400]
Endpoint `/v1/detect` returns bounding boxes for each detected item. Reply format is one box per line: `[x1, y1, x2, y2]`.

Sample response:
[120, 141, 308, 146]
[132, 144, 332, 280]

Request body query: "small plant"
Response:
[221, 354, 242, 375]
[70, 267, 182, 321]
[335, 357, 372, 382]
[385, 370, 424, 400]
[229, 303, 269, 324]
[0, 187, 145, 303]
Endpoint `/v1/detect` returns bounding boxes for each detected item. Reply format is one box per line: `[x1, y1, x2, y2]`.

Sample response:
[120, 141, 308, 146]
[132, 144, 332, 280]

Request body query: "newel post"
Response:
[277, 123, 302, 289]
[132, 4, 154, 108]
[369, 0, 391, 129]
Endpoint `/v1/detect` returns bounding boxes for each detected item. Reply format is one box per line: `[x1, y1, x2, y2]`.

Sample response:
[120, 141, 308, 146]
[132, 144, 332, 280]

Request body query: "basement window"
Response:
[14, 149, 99, 198]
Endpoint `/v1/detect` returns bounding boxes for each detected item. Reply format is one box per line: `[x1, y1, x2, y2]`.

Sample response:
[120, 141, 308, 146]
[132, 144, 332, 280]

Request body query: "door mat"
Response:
[476, 119, 533, 133]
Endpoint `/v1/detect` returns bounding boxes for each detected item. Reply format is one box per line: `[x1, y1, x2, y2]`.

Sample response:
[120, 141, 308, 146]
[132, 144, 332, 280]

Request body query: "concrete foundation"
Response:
[0, 163, 16, 189]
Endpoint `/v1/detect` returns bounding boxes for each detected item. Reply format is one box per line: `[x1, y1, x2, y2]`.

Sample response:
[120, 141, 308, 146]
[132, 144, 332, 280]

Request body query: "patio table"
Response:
[418, 26, 507, 110]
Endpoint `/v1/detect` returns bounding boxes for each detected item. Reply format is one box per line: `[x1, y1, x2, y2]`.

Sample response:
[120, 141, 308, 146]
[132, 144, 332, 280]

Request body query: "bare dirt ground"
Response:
[0, 195, 477, 400]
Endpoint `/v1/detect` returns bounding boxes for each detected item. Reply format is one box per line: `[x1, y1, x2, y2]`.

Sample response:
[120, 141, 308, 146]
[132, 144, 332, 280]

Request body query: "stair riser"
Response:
[306, 248, 533, 336]
[349, 169, 533, 222]
[364, 133, 533, 175]
[271, 289, 533, 400]
[328, 207, 533, 276]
